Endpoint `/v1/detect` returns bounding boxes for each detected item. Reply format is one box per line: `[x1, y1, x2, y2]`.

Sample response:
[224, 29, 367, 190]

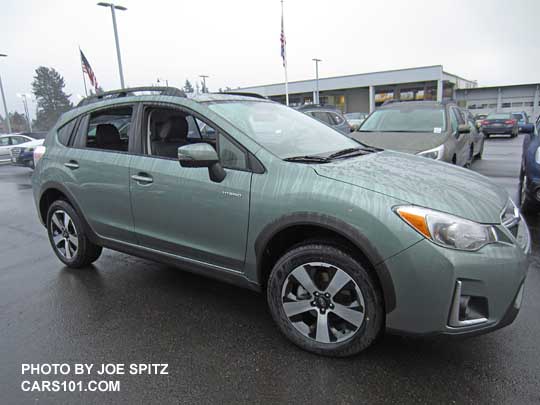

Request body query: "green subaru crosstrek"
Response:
[32, 87, 530, 357]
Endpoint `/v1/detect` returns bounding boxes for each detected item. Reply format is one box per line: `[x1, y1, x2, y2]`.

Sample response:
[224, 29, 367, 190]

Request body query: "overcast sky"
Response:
[1, 0, 539, 118]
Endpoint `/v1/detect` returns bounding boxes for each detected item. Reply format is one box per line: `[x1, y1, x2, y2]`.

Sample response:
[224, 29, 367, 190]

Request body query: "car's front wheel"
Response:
[47, 200, 102, 268]
[267, 242, 383, 357]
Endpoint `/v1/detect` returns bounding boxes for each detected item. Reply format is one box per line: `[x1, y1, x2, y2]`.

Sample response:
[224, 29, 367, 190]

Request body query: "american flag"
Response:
[280, 7, 287, 67]
[80, 50, 99, 92]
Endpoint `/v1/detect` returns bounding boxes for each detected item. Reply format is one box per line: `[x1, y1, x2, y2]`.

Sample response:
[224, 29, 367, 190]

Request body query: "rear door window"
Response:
[84, 106, 133, 152]
[0, 137, 10, 146]
[311, 111, 333, 125]
[328, 112, 344, 125]
[10, 136, 29, 145]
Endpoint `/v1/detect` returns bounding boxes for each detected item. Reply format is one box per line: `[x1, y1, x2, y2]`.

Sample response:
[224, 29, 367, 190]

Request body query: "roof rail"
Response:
[77, 86, 186, 106]
[218, 91, 267, 100]
[382, 98, 456, 106]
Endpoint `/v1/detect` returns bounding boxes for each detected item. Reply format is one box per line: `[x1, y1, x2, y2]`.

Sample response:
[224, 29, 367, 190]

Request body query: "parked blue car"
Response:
[513, 111, 529, 133]
[519, 120, 540, 212]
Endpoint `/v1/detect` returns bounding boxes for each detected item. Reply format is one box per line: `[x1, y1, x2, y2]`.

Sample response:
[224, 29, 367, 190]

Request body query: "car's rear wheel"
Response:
[47, 200, 102, 268]
[267, 243, 383, 357]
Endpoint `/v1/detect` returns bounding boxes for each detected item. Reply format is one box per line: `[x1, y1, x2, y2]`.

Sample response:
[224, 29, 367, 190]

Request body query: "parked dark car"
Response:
[297, 105, 353, 134]
[481, 112, 518, 138]
[519, 118, 540, 212]
[512, 111, 529, 132]
[352, 100, 474, 166]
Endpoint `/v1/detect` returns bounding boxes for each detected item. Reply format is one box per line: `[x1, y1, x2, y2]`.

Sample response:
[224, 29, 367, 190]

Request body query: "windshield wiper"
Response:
[283, 155, 331, 163]
[327, 146, 382, 160]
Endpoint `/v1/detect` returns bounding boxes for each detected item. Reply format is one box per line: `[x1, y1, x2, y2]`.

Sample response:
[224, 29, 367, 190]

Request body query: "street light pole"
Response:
[17, 93, 32, 132]
[97, 2, 127, 89]
[0, 54, 12, 133]
[312, 58, 322, 105]
[199, 75, 209, 93]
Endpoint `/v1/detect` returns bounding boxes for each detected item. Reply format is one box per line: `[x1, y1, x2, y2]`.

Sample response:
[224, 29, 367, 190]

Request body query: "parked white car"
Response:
[0, 132, 47, 164]
[10, 138, 45, 169]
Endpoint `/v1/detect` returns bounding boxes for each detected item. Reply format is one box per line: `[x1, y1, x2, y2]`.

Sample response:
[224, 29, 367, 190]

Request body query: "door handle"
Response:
[64, 160, 79, 169]
[131, 173, 153, 184]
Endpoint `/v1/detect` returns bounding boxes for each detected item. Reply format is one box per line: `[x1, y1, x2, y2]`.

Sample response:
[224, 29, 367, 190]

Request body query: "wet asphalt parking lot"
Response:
[1, 134, 539, 404]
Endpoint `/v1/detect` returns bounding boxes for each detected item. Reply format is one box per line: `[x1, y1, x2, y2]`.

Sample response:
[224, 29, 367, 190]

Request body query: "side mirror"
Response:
[520, 123, 535, 134]
[178, 143, 226, 182]
[458, 124, 470, 134]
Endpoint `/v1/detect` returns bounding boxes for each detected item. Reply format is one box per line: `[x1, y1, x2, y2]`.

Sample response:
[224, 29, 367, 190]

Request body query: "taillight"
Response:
[505, 119, 516, 125]
[33, 145, 46, 165]
[481, 120, 490, 125]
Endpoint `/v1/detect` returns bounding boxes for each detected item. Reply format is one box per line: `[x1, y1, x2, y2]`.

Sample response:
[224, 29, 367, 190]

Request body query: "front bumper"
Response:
[379, 220, 530, 337]
[11, 151, 34, 167]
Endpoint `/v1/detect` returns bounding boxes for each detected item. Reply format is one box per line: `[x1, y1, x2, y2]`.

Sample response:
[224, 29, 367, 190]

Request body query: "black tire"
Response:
[46, 199, 102, 268]
[519, 168, 540, 214]
[476, 139, 484, 159]
[267, 243, 384, 357]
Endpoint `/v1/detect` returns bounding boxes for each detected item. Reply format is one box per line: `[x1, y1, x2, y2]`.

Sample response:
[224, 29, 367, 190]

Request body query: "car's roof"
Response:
[190, 93, 271, 103]
[378, 100, 451, 110]
[59, 89, 272, 128]
[296, 104, 342, 112]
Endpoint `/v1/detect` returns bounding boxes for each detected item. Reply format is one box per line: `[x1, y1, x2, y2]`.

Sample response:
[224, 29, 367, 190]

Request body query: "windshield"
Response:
[359, 107, 446, 133]
[207, 101, 359, 159]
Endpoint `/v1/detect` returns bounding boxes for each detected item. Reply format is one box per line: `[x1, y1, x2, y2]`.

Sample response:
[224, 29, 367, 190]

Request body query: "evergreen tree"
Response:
[9, 112, 28, 132]
[183, 80, 194, 93]
[31, 66, 73, 131]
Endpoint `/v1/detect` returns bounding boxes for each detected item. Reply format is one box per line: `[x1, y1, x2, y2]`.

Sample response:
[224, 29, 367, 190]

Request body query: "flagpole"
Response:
[281, 0, 289, 106]
[79, 47, 88, 97]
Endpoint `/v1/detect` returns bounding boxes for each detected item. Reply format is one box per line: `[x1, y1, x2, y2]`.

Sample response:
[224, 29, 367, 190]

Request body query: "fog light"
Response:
[449, 280, 488, 327]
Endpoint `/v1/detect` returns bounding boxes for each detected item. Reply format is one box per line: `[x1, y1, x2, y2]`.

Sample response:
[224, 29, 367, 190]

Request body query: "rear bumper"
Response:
[379, 232, 529, 337]
[482, 125, 515, 134]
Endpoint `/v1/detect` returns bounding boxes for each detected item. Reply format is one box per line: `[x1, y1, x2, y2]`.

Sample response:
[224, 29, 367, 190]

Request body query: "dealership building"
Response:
[238, 65, 540, 120]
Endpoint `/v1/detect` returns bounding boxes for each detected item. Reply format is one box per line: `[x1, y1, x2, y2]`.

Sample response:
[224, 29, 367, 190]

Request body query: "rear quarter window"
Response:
[57, 119, 78, 146]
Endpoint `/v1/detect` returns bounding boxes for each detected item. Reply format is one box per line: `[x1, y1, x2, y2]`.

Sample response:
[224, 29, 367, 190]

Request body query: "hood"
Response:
[351, 131, 445, 154]
[315, 151, 508, 224]
[17, 139, 44, 148]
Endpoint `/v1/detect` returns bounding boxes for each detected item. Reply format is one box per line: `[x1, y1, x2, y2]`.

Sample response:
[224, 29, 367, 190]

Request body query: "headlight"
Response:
[417, 144, 444, 160]
[395, 205, 498, 251]
[535, 147, 540, 164]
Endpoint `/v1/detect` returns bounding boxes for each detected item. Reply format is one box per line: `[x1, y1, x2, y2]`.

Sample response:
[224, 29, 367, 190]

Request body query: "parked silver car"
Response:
[297, 105, 353, 135]
[352, 101, 475, 167]
[345, 112, 368, 131]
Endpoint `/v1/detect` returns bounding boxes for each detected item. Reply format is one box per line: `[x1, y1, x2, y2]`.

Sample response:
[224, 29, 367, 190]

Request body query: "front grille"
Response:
[10, 148, 21, 158]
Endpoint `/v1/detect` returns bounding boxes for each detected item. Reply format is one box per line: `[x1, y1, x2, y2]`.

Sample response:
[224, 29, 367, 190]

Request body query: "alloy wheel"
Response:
[281, 262, 365, 344]
[50, 210, 78, 260]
